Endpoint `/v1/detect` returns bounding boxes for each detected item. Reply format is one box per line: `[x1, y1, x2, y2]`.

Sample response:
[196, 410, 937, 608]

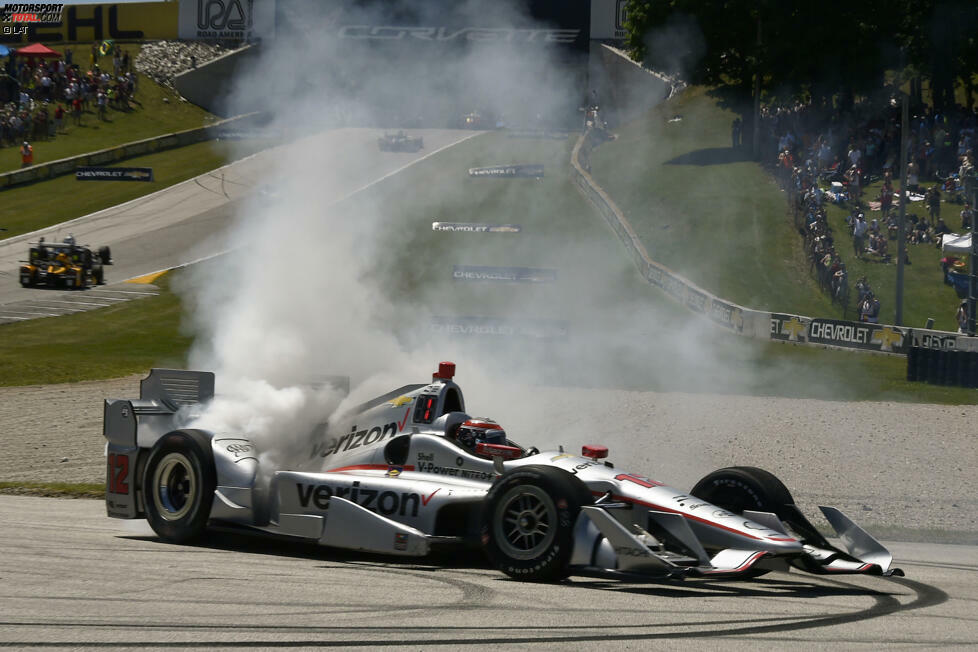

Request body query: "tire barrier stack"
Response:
[569, 128, 978, 367]
[907, 346, 978, 387]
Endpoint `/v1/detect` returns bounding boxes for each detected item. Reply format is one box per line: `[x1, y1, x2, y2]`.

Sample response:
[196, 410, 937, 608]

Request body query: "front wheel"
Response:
[482, 465, 592, 581]
[689, 466, 795, 522]
[142, 430, 216, 544]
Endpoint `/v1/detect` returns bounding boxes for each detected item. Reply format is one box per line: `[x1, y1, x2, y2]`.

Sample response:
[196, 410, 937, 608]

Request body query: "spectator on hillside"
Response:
[907, 160, 920, 193]
[20, 140, 33, 167]
[867, 232, 889, 260]
[45, 104, 55, 138]
[731, 117, 742, 149]
[957, 301, 969, 334]
[71, 96, 82, 126]
[910, 218, 932, 244]
[832, 262, 847, 299]
[961, 202, 973, 230]
[853, 213, 868, 256]
[860, 293, 881, 323]
[926, 185, 941, 226]
[856, 276, 871, 306]
[844, 164, 861, 199]
[879, 181, 894, 218]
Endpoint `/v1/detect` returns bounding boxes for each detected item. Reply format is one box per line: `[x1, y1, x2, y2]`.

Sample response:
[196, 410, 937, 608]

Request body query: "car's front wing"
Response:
[567, 503, 903, 580]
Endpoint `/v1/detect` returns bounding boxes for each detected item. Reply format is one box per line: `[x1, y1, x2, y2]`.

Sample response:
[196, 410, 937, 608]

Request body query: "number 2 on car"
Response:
[107, 453, 130, 494]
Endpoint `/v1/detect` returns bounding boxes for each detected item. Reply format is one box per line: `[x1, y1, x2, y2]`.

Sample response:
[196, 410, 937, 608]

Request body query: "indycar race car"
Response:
[377, 131, 424, 153]
[103, 363, 902, 581]
[20, 237, 111, 289]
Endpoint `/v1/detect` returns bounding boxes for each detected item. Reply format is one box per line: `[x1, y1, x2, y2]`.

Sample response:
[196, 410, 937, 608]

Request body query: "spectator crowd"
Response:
[767, 89, 978, 321]
[0, 43, 138, 155]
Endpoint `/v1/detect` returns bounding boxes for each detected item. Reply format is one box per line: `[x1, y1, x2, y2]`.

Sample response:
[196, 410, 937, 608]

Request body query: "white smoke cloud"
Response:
[172, 0, 829, 475]
[174, 0, 587, 457]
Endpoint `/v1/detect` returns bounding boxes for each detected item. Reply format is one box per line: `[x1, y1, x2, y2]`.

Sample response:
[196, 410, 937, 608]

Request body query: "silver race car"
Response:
[103, 363, 902, 581]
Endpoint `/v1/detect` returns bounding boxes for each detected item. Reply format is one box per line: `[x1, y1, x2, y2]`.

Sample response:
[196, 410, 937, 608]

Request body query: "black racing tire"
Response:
[93, 265, 104, 285]
[482, 464, 593, 581]
[142, 430, 216, 544]
[690, 466, 795, 522]
[98, 246, 112, 265]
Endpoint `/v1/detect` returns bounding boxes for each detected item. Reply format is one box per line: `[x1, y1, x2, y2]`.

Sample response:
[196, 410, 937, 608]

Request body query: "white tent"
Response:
[941, 233, 973, 254]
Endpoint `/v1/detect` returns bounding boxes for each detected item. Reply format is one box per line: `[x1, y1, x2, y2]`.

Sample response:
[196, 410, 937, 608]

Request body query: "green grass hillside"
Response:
[0, 44, 216, 173]
[590, 86, 968, 333]
[0, 137, 272, 239]
[590, 87, 836, 318]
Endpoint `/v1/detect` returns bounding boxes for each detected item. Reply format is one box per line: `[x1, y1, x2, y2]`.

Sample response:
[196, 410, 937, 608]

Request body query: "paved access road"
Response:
[0, 495, 973, 650]
[0, 129, 480, 316]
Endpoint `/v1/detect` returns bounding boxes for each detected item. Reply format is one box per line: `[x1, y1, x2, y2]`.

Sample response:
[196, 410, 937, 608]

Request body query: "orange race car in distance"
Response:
[19, 237, 112, 290]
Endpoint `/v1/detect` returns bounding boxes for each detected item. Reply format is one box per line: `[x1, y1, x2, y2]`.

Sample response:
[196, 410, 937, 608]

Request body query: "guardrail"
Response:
[0, 111, 267, 190]
[570, 128, 978, 355]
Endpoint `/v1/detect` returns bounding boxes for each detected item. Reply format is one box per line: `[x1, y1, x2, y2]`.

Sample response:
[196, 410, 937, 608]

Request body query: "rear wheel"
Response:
[482, 465, 592, 581]
[98, 246, 112, 265]
[143, 430, 216, 544]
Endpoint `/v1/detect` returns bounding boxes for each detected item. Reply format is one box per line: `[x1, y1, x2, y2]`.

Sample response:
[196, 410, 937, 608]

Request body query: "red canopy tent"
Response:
[14, 43, 60, 58]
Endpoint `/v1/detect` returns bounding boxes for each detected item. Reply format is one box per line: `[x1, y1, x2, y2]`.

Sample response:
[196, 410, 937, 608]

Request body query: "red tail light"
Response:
[582, 445, 608, 459]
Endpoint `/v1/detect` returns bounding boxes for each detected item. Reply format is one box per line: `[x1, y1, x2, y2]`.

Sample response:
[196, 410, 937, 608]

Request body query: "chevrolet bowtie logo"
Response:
[783, 317, 806, 341]
[731, 308, 744, 331]
[872, 326, 904, 352]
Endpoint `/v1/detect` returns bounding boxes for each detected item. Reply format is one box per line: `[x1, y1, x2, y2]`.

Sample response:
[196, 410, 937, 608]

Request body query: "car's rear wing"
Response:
[104, 369, 215, 449]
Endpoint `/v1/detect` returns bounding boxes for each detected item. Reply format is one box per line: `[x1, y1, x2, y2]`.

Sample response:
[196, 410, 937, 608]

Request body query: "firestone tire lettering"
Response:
[482, 465, 592, 582]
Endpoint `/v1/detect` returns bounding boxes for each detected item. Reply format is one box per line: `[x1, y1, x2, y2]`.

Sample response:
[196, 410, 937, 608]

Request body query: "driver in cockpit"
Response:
[453, 418, 507, 452]
[435, 412, 507, 453]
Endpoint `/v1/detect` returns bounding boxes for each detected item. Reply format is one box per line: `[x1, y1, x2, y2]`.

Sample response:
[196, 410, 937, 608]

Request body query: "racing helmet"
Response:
[455, 418, 506, 451]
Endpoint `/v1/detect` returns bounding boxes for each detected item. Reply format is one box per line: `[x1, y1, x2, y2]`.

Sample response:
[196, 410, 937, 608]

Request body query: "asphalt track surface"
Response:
[0, 283, 160, 325]
[0, 128, 480, 318]
[0, 495, 973, 650]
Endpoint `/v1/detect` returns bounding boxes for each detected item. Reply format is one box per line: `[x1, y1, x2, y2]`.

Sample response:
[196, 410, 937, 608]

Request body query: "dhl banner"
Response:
[1, 1, 276, 43]
[0, 3, 178, 43]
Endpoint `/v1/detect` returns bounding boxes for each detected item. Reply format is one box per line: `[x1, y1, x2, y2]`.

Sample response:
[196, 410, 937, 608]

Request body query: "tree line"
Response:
[624, 0, 978, 113]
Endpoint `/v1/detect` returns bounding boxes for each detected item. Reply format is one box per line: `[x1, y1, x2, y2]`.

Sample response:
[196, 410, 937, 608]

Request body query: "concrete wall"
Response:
[588, 43, 679, 126]
[173, 45, 263, 117]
